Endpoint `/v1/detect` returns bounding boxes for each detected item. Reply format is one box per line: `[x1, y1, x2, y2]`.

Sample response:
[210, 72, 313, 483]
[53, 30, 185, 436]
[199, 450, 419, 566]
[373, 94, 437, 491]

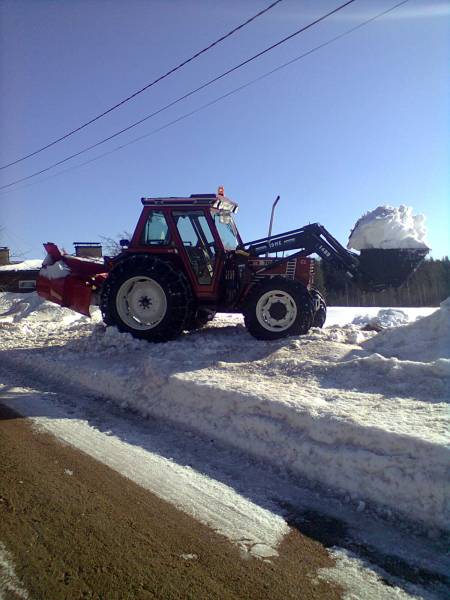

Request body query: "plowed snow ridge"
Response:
[0, 293, 448, 531]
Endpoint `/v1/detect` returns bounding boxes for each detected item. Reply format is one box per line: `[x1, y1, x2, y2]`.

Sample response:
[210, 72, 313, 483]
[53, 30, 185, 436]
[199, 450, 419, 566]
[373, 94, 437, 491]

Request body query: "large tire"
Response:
[100, 255, 192, 342]
[310, 288, 327, 328]
[243, 277, 314, 340]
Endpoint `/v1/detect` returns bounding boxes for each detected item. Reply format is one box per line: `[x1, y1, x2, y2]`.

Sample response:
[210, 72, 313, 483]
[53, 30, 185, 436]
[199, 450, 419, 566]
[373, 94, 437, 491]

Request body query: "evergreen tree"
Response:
[316, 257, 449, 307]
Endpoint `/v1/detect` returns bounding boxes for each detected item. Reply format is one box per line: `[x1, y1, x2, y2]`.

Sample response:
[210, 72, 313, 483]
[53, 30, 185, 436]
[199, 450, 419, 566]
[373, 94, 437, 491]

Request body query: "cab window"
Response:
[214, 212, 239, 250]
[142, 210, 170, 245]
[173, 211, 216, 285]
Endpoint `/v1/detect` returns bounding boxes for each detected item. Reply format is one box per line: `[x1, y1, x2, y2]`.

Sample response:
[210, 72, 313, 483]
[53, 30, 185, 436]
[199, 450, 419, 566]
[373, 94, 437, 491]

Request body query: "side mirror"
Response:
[120, 239, 130, 248]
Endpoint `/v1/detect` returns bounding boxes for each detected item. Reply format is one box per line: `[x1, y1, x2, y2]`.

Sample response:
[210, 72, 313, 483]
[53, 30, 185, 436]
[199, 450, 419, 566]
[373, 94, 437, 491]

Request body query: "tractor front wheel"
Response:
[100, 256, 192, 342]
[243, 277, 314, 340]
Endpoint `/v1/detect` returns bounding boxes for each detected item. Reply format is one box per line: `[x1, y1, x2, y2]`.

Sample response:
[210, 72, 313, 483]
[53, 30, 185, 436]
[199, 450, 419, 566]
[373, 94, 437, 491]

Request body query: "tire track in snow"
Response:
[0, 384, 288, 560]
[0, 542, 29, 600]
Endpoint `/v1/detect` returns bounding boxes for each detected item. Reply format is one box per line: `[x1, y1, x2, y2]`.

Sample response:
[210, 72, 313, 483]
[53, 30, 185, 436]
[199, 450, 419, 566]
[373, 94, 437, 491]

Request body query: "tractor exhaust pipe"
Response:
[266, 195, 280, 257]
[268, 195, 280, 239]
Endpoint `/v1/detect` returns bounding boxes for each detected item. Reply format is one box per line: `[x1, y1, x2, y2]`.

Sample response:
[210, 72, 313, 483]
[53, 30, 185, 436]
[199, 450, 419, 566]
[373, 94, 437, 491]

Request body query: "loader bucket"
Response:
[356, 248, 428, 291]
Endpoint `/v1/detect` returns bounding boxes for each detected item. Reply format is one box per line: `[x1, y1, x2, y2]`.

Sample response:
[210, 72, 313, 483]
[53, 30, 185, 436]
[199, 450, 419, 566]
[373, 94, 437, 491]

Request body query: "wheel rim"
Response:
[255, 289, 297, 332]
[116, 276, 167, 331]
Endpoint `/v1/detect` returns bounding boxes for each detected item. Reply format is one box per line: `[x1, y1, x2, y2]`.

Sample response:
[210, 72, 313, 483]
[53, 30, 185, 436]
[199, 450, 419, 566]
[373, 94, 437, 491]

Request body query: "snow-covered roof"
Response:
[0, 259, 42, 272]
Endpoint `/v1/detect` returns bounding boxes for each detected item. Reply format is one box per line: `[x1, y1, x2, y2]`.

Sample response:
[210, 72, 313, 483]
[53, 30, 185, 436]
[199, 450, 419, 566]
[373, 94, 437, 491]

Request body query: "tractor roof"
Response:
[141, 194, 238, 213]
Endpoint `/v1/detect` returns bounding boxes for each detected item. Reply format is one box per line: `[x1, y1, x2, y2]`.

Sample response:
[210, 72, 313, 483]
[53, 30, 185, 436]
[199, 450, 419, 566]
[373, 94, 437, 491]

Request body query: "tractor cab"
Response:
[130, 190, 241, 294]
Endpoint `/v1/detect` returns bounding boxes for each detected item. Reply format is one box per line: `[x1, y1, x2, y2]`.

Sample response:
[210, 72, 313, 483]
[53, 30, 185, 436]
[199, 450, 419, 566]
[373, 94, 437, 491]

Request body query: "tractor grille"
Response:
[286, 258, 297, 280]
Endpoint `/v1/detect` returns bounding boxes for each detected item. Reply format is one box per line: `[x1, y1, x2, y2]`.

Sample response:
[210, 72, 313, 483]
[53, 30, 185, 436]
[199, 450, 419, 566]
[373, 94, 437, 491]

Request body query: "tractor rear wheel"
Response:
[100, 255, 192, 342]
[243, 277, 314, 340]
[310, 288, 327, 328]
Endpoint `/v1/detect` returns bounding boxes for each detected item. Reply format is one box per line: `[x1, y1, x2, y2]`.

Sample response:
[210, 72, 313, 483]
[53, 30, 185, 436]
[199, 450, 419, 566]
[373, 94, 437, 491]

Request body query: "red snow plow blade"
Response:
[37, 243, 108, 316]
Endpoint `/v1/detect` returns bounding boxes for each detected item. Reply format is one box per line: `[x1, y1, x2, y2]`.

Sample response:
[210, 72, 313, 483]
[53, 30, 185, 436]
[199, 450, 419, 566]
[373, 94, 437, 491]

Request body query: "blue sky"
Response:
[0, 0, 448, 259]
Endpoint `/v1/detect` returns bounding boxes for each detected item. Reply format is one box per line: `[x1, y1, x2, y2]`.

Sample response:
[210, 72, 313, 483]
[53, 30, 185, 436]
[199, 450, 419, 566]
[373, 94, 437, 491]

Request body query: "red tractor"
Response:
[37, 189, 427, 342]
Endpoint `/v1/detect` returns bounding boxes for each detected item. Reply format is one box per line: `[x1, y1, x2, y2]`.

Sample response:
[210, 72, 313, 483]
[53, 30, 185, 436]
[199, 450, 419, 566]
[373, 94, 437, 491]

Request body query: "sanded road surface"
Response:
[0, 403, 342, 600]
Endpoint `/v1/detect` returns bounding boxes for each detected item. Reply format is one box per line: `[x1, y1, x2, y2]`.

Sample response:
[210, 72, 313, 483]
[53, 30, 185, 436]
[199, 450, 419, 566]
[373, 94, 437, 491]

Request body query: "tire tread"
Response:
[100, 255, 192, 342]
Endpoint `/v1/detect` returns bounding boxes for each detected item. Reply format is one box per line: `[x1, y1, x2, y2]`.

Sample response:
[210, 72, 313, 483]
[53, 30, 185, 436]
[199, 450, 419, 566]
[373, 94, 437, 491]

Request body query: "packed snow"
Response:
[0, 259, 41, 271]
[0, 541, 29, 599]
[0, 293, 82, 324]
[347, 205, 429, 251]
[326, 306, 436, 328]
[352, 308, 410, 329]
[39, 259, 71, 280]
[0, 293, 448, 535]
[319, 548, 434, 600]
[363, 298, 450, 362]
[1, 292, 449, 598]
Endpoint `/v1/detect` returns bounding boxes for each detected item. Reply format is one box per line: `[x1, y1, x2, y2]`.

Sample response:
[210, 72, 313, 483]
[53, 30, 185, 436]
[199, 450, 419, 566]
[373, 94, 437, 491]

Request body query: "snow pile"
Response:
[0, 292, 90, 324]
[332, 353, 450, 400]
[326, 306, 436, 328]
[39, 259, 71, 279]
[348, 205, 428, 250]
[0, 293, 45, 321]
[319, 548, 428, 600]
[363, 297, 450, 361]
[352, 308, 410, 329]
[0, 259, 41, 271]
[0, 293, 448, 532]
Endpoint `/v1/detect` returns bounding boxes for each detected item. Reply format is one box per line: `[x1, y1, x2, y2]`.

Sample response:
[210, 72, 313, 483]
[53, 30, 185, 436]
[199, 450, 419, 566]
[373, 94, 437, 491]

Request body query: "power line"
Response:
[0, 1, 283, 171]
[0, 0, 410, 198]
[0, 0, 357, 192]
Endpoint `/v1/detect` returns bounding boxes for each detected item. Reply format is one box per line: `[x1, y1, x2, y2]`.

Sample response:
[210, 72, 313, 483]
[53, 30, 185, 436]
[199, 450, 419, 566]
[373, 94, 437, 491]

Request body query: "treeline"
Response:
[314, 257, 450, 307]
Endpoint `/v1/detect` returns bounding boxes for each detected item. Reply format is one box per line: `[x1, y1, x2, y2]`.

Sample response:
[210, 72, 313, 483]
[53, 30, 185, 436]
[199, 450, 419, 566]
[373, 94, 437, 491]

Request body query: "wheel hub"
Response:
[138, 296, 152, 310]
[116, 276, 167, 330]
[255, 289, 297, 332]
[268, 301, 287, 321]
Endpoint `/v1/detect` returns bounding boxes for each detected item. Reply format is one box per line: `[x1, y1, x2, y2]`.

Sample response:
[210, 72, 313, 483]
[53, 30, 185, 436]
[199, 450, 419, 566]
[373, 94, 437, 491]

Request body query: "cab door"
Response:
[171, 210, 219, 294]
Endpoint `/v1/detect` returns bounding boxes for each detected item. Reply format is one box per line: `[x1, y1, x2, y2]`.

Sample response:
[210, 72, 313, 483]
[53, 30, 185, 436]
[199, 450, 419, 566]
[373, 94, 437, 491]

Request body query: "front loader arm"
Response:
[240, 223, 360, 278]
[239, 223, 428, 291]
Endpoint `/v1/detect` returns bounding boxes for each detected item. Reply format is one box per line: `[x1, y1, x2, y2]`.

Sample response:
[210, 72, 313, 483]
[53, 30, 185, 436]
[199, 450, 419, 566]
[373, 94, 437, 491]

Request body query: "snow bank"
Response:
[352, 308, 410, 329]
[0, 292, 89, 324]
[348, 205, 428, 250]
[0, 259, 41, 271]
[319, 548, 427, 600]
[1, 293, 448, 532]
[326, 306, 436, 328]
[363, 297, 450, 361]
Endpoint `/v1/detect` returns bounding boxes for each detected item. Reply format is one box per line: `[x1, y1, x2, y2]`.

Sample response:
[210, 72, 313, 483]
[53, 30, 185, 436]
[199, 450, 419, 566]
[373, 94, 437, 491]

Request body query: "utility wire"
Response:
[0, 0, 410, 198]
[0, 1, 283, 171]
[0, 0, 357, 192]
[1, 0, 409, 195]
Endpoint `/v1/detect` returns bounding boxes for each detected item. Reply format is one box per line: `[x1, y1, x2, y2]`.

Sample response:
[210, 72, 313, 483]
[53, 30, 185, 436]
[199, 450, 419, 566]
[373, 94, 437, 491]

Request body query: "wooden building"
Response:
[0, 259, 42, 292]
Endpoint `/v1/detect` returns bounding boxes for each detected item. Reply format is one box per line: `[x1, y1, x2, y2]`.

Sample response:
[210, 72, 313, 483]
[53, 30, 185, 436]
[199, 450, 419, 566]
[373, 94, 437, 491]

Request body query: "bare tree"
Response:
[99, 231, 132, 256]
